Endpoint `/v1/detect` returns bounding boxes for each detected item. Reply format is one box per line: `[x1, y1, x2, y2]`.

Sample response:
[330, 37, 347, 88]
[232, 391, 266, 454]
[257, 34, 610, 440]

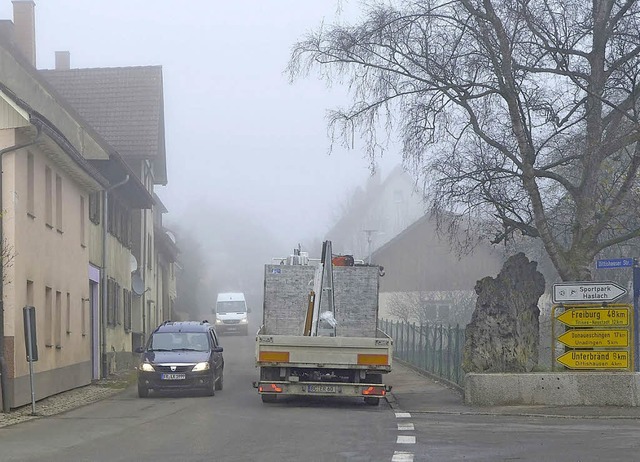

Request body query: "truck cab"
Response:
[214, 292, 249, 335]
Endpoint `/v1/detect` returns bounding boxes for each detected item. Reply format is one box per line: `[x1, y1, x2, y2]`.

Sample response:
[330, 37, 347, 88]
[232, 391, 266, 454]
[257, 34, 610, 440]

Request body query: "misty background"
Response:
[1, 1, 404, 317]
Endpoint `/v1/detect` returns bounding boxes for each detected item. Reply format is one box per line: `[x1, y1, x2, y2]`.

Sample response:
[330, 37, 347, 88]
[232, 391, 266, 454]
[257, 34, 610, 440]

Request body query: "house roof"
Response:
[0, 34, 154, 208]
[371, 212, 504, 292]
[40, 66, 167, 185]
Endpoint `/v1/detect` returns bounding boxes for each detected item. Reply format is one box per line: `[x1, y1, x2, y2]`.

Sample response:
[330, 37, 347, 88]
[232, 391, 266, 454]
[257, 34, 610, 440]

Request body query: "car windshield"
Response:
[217, 301, 246, 314]
[149, 332, 210, 352]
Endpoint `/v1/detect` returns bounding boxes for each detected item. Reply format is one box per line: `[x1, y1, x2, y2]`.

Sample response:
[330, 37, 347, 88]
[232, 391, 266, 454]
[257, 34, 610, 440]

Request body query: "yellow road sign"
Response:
[557, 329, 629, 348]
[556, 308, 629, 327]
[556, 350, 629, 370]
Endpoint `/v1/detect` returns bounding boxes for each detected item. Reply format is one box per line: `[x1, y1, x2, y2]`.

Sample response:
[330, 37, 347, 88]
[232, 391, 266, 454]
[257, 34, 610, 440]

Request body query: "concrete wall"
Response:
[465, 372, 640, 406]
[9, 361, 92, 407]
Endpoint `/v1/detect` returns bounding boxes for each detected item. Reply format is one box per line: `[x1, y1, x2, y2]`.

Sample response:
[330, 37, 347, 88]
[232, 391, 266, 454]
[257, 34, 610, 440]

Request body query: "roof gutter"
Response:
[0, 122, 42, 413]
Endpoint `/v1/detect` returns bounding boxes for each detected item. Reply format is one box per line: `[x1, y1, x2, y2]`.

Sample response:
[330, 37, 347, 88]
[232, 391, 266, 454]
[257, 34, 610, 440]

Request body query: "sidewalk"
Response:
[0, 371, 134, 429]
[386, 361, 640, 419]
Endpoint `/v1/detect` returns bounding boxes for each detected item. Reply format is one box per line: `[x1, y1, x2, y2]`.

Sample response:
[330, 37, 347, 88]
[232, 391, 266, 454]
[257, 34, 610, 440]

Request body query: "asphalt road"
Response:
[0, 330, 396, 462]
[397, 412, 640, 461]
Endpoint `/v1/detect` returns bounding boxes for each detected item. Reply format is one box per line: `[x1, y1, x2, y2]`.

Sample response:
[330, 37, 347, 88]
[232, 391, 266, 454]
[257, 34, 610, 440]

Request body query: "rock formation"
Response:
[463, 253, 545, 373]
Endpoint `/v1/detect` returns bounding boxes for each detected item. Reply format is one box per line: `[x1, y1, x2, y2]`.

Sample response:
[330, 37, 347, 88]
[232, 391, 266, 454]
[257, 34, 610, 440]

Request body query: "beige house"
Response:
[0, 7, 141, 407]
[0, 1, 161, 409]
[41, 64, 171, 358]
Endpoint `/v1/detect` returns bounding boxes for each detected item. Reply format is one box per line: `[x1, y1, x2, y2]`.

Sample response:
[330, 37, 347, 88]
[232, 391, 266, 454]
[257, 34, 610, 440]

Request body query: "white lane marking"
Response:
[397, 422, 414, 431]
[392, 451, 415, 461]
[397, 435, 416, 444]
[395, 412, 411, 418]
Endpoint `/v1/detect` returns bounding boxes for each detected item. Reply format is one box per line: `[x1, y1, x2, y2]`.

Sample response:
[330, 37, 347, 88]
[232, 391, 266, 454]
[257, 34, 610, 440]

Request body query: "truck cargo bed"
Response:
[256, 327, 393, 371]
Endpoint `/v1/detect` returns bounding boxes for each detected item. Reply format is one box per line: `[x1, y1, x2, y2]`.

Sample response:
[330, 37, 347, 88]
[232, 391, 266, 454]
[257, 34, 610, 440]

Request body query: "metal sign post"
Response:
[23, 306, 38, 415]
[634, 261, 640, 372]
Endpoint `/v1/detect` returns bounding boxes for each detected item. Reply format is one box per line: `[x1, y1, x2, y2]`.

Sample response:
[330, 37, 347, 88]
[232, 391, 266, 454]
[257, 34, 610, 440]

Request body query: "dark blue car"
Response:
[136, 321, 224, 397]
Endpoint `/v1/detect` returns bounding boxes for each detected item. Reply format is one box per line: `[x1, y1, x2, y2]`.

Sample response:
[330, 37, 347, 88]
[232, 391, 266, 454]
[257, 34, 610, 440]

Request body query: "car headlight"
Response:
[139, 362, 155, 372]
[239, 318, 248, 324]
[192, 362, 210, 372]
[215, 319, 223, 324]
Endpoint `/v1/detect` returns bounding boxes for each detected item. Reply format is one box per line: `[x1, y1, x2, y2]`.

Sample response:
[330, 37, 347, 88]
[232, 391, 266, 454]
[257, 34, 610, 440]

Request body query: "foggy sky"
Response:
[1, 0, 402, 250]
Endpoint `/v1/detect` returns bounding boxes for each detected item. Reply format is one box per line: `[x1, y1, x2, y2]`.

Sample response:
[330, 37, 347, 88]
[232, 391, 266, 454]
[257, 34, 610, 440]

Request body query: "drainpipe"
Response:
[142, 160, 152, 343]
[101, 175, 129, 379]
[0, 124, 41, 413]
[142, 206, 147, 341]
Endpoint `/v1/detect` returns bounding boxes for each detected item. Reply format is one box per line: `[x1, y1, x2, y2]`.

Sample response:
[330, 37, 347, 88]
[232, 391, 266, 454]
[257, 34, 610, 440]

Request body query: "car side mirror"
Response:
[213, 346, 224, 353]
[135, 347, 144, 354]
[247, 308, 252, 314]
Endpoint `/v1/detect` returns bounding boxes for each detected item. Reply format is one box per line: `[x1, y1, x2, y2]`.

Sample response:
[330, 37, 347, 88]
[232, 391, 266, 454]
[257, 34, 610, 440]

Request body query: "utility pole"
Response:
[363, 229, 378, 265]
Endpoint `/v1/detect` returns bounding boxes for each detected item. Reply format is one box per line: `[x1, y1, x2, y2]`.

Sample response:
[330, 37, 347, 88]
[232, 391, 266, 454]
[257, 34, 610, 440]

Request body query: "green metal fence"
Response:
[380, 319, 466, 387]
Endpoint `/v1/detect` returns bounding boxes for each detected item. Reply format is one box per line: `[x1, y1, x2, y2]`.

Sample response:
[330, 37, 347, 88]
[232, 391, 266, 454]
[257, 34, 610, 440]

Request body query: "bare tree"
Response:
[387, 290, 476, 325]
[387, 292, 415, 322]
[289, 0, 640, 281]
[1, 238, 14, 281]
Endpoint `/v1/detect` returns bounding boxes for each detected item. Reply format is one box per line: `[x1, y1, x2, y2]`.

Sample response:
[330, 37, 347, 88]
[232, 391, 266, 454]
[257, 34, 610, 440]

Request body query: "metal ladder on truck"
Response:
[303, 241, 336, 337]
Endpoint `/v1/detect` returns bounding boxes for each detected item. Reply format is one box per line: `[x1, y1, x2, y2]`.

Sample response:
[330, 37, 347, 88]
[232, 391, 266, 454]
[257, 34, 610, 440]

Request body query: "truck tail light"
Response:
[357, 354, 388, 366]
[362, 386, 386, 396]
[259, 383, 283, 393]
[258, 351, 290, 363]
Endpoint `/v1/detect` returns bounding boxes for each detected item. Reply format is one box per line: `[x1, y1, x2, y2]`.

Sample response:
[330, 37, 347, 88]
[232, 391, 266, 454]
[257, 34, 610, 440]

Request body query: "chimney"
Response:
[12, 0, 36, 66]
[55, 51, 70, 70]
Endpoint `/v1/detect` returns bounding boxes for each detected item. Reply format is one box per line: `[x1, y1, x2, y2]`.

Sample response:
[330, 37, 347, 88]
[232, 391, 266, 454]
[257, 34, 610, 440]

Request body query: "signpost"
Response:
[556, 350, 629, 370]
[23, 306, 38, 415]
[552, 281, 627, 304]
[635, 264, 640, 372]
[556, 307, 629, 327]
[551, 303, 634, 371]
[557, 329, 628, 348]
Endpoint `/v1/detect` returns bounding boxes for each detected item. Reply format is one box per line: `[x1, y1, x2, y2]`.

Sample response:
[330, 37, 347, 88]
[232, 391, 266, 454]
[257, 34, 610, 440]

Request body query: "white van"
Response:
[214, 292, 249, 335]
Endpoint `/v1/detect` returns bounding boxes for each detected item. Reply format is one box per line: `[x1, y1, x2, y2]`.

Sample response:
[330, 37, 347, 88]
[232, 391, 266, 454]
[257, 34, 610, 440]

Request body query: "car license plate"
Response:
[161, 373, 186, 380]
[308, 384, 336, 393]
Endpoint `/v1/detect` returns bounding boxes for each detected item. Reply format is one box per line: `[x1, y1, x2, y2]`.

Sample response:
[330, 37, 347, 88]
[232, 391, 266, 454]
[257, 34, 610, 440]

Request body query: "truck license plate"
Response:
[308, 384, 336, 393]
[161, 373, 186, 380]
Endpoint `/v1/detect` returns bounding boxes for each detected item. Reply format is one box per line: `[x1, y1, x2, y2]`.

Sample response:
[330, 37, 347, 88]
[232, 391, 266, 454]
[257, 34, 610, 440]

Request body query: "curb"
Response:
[387, 409, 640, 420]
[384, 390, 400, 410]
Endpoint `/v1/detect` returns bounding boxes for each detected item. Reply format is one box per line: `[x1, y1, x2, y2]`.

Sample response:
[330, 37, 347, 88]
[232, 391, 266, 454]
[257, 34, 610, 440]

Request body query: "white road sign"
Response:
[552, 281, 628, 304]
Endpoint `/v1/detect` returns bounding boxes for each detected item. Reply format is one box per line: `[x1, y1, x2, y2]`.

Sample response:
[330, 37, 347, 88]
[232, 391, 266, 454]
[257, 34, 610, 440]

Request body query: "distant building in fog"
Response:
[325, 165, 426, 260]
